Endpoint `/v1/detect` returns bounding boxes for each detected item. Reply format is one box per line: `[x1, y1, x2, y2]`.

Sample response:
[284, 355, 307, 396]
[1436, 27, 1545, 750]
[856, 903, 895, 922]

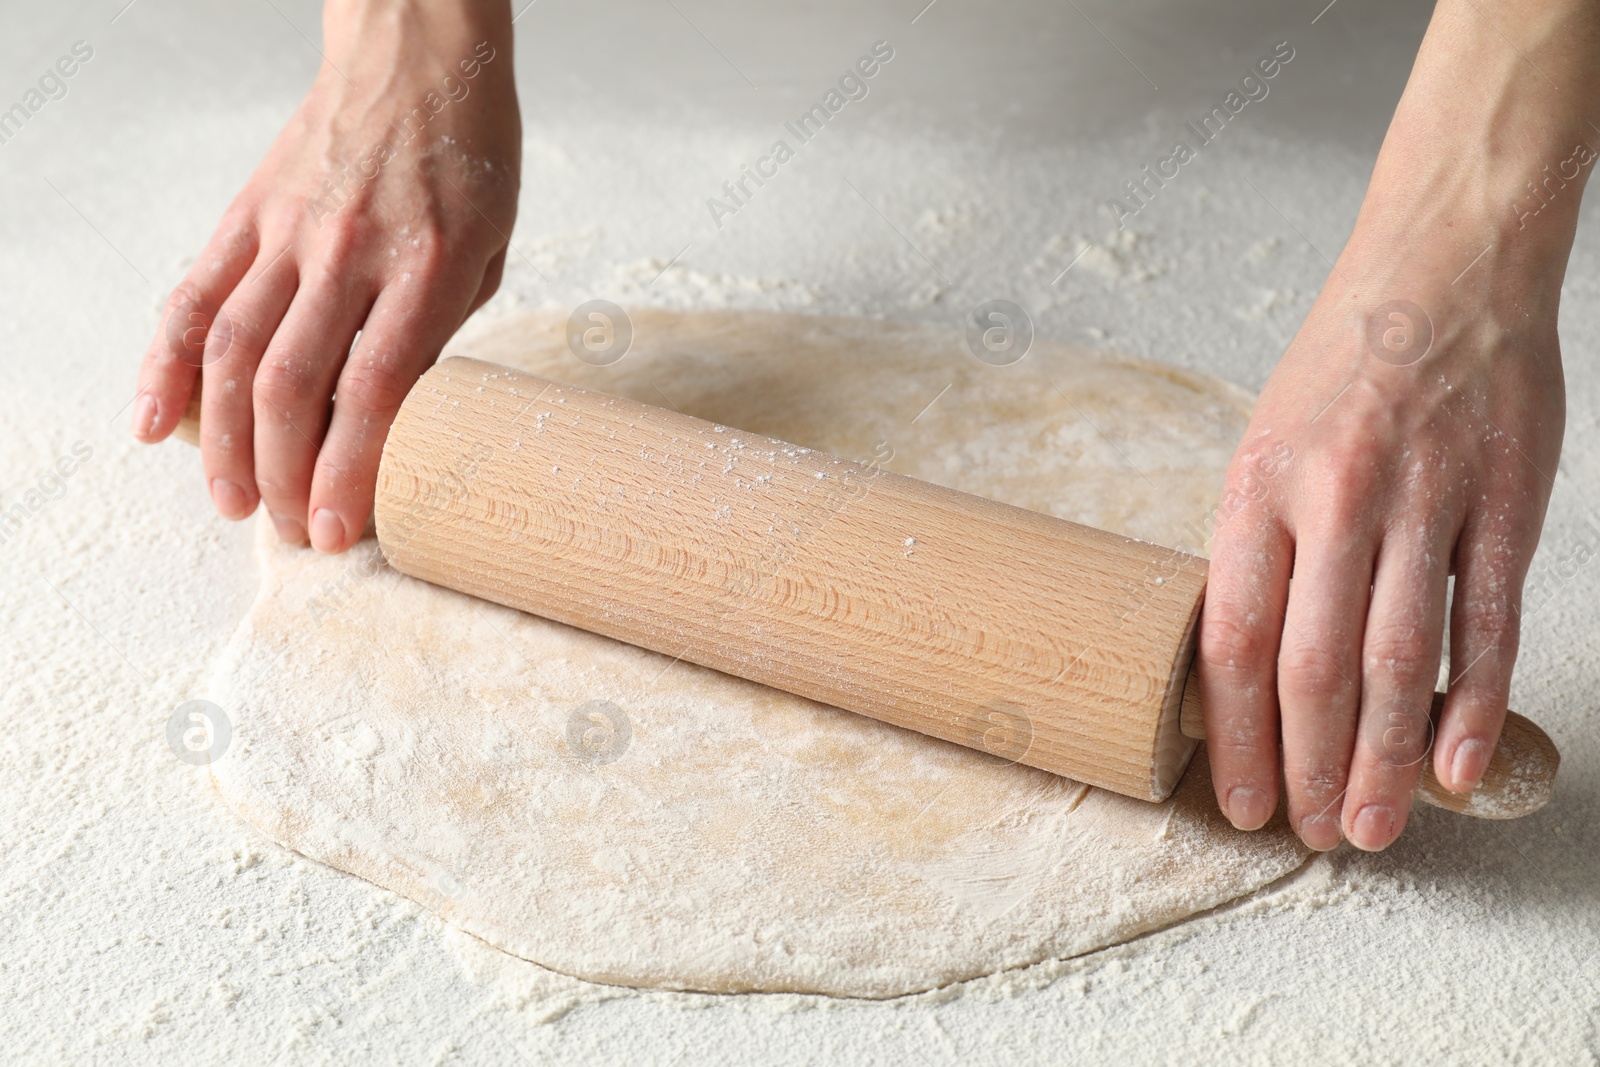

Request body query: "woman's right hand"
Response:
[133, 0, 521, 553]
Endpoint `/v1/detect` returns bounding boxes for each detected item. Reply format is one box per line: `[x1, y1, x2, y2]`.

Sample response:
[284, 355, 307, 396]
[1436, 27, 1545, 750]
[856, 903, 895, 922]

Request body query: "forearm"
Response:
[1353, 0, 1600, 285]
[324, 0, 515, 55]
[319, 0, 517, 106]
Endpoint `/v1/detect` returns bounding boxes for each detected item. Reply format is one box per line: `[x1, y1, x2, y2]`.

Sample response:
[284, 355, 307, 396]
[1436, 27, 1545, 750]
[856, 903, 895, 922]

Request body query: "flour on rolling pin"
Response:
[373, 356, 1557, 818]
[178, 347, 1561, 812]
[376, 357, 1213, 802]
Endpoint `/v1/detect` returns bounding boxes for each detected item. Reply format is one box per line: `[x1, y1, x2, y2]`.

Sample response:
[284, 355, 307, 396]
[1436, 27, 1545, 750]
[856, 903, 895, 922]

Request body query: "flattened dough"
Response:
[209, 309, 1309, 998]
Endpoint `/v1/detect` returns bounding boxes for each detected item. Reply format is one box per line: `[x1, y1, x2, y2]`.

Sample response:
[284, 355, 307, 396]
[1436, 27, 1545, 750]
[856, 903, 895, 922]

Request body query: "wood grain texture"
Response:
[174, 387, 202, 446]
[1180, 671, 1557, 819]
[374, 357, 1208, 801]
[177, 351, 1563, 818]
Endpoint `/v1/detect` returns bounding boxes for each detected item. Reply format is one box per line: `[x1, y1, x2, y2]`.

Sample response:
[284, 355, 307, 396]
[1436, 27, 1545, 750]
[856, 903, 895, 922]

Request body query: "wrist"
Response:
[322, 0, 515, 83]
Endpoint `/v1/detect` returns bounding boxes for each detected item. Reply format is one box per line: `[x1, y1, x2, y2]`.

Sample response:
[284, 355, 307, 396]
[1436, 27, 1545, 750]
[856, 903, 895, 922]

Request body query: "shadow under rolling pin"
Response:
[170, 359, 1558, 819]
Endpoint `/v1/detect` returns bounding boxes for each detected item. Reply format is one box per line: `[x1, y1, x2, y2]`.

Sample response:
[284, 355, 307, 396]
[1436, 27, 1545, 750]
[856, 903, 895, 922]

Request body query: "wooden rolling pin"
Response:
[173, 359, 1559, 816]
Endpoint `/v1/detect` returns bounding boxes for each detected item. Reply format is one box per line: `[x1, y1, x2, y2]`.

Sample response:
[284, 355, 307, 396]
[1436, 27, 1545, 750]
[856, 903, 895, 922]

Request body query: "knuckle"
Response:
[1228, 441, 1280, 483]
[1284, 765, 1349, 804]
[202, 426, 250, 464]
[253, 472, 307, 503]
[202, 364, 249, 402]
[313, 215, 366, 276]
[211, 213, 258, 258]
[1207, 731, 1271, 759]
[1278, 643, 1355, 702]
[165, 279, 209, 314]
[1301, 443, 1379, 511]
[1457, 595, 1519, 645]
[1369, 724, 1431, 769]
[411, 228, 452, 275]
[1363, 625, 1437, 690]
[1317, 481, 1375, 532]
[1200, 612, 1274, 671]
[254, 356, 321, 413]
[216, 310, 265, 359]
[1218, 451, 1284, 519]
[337, 359, 412, 419]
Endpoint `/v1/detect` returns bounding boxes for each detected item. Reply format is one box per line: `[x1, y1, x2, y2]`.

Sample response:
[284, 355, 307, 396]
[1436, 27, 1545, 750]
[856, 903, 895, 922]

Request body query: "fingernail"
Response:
[209, 478, 249, 518]
[1225, 786, 1271, 831]
[1349, 805, 1396, 851]
[1298, 813, 1342, 851]
[133, 395, 158, 439]
[310, 507, 346, 553]
[270, 512, 307, 546]
[1449, 739, 1489, 792]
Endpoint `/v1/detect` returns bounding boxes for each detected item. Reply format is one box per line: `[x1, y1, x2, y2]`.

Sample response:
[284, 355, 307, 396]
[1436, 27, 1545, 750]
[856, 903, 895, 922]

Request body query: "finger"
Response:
[134, 218, 257, 443]
[306, 268, 483, 553]
[199, 242, 298, 522]
[1199, 517, 1293, 832]
[1277, 533, 1371, 851]
[252, 282, 373, 535]
[1341, 525, 1451, 850]
[1435, 517, 1525, 793]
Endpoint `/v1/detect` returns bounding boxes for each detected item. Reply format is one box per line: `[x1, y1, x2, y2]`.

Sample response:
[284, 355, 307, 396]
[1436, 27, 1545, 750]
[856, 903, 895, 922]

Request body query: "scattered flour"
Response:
[207, 310, 1304, 999]
[1, 0, 1597, 1063]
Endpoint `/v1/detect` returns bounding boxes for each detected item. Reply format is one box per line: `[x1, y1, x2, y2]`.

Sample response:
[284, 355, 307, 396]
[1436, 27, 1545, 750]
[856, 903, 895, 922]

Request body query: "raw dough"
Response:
[208, 309, 1309, 998]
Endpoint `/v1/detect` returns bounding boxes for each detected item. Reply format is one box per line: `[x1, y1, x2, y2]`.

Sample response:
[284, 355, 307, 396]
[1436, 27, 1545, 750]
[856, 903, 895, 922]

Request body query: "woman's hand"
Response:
[1200, 0, 1593, 851]
[133, 0, 520, 552]
[1202, 233, 1564, 851]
